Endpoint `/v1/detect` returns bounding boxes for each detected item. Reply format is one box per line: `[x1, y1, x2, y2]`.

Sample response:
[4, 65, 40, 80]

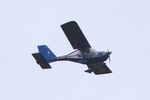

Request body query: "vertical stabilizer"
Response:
[38, 45, 57, 62]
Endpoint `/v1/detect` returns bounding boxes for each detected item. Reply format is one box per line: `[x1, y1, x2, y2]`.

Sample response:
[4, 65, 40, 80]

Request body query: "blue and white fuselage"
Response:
[51, 48, 111, 65]
[32, 21, 112, 75]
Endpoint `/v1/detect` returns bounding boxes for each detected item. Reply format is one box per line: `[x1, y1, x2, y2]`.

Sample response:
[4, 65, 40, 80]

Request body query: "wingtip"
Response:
[60, 20, 78, 27]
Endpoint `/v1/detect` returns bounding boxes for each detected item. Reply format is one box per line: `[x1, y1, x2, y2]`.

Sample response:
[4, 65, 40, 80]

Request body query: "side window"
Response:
[67, 50, 82, 58]
[84, 51, 91, 57]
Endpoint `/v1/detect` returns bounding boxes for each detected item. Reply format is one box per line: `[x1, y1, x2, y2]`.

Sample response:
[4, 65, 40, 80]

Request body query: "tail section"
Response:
[32, 53, 51, 69]
[38, 45, 57, 62]
[32, 45, 57, 69]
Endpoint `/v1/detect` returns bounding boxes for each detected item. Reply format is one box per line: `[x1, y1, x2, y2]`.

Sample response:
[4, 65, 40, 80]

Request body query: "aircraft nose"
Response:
[107, 51, 111, 63]
[108, 51, 111, 55]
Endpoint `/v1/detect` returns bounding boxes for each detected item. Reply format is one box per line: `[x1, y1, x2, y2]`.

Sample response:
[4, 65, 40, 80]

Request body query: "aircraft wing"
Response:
[88, 62, 112, 75]
[61, 21, 91, 50]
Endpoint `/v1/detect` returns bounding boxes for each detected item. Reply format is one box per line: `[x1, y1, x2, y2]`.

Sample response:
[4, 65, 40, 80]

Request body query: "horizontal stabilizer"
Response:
[32, 53, 51, 69]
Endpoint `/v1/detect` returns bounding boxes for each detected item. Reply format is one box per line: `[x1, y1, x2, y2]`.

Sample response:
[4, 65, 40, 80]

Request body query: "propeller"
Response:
[107, 48, 112, 63]
[109, 55, 111, 63]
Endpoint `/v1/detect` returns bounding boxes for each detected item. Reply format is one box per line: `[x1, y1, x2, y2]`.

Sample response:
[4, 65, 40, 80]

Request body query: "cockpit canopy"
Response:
[66, 48, 97, 58]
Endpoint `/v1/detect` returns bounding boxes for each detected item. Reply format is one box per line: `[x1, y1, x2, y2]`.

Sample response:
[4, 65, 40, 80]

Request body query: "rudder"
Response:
[38, 45, 57, 62]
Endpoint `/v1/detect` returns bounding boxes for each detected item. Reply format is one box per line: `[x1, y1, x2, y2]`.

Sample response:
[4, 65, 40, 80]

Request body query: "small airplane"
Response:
[32, 21, 112, 75]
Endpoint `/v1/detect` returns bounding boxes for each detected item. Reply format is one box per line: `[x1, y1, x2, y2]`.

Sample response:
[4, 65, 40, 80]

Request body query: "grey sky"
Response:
[0, 0, 150, 100]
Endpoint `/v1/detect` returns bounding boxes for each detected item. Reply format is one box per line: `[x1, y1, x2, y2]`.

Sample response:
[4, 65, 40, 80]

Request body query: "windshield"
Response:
[83, 48, 97, 57]
[66, 48, 97, 58]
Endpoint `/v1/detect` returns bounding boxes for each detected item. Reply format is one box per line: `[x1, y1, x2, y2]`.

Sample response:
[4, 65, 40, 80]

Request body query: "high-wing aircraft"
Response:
[32, 21, 112, 75]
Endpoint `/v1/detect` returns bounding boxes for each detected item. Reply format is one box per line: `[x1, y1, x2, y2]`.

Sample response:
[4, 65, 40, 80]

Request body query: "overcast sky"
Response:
[0, 0, 150, 100]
